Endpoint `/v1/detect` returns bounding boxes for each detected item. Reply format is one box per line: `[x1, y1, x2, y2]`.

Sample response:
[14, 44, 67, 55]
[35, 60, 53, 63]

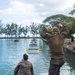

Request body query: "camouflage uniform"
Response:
[14, 60, 34, 75]
[40, 26, 69, 75]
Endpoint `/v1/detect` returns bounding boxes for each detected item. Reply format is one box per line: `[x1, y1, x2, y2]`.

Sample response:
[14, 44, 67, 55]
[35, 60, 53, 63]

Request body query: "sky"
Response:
[0, 0, 75, 26]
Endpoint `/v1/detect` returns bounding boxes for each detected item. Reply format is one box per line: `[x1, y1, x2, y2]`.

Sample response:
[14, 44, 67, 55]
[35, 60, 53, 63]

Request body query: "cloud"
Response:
[56, 0, 75, 11]
[0, 0, 75, 25]
[0, 1, 38, 18]
[0, 0, 43, 25]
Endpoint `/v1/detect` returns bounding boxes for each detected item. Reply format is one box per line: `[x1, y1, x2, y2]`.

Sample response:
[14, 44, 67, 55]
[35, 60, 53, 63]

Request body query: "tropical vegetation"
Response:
[0, 3, 75, 38]
[43, 14, 75, 37]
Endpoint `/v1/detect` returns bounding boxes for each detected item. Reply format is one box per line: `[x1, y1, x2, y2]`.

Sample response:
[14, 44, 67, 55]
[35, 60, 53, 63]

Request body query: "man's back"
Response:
[14, 60, 34, 75]
[40, 25, 69, 58]
[47, 33, 65, 58]
[14, 54, 34, 75]
[17, 60, 32, 75]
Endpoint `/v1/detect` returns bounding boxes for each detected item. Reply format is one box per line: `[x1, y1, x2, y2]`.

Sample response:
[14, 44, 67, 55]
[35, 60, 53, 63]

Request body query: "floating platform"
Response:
[27, 49, 40, 54]
[27, 39, 40, 54]
[27, 45, 40, 54]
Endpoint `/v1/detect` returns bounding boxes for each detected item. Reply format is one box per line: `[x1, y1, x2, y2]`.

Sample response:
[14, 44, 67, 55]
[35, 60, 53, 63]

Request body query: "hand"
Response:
[58, 23, 63, 27]
[46, 26, 52, 30]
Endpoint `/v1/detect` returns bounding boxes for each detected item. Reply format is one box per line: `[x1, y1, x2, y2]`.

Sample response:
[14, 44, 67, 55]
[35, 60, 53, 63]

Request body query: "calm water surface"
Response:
[0, 39, 75, 75]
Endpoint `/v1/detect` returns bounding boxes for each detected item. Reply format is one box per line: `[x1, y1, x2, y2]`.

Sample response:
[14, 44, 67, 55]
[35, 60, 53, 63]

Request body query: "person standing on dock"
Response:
[40, 24, 69, 75]
[14, 54, 34, 75]
[70, 34, 75, 48]
[71, 34, 74, 43]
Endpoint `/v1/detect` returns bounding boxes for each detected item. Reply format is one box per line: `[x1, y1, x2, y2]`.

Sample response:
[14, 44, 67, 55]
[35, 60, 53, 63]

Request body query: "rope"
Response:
[4, 68, 14, 75]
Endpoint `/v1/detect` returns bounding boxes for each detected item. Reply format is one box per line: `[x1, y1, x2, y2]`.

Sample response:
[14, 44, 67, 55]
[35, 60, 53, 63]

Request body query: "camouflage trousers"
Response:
[49, 58, 65, 75]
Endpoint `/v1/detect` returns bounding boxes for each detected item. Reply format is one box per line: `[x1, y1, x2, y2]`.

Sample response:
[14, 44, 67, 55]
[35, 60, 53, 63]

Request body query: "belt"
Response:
[51, 57, 64, 60]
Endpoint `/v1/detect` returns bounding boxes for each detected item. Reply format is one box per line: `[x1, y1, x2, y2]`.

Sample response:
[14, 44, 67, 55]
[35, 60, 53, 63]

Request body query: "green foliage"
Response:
[43, 14, 68, 26]
[66, 19, 75, 36]
[69, 4, 75, 15]
[42, 14, 75, 36]
[47, 28, 52, 34]
[43, 14, 75, 26]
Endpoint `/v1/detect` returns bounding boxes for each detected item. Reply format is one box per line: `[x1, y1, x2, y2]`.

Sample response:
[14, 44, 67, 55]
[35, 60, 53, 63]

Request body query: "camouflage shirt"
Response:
[40, 26, 69, 64]
[14, 60, 34, 75]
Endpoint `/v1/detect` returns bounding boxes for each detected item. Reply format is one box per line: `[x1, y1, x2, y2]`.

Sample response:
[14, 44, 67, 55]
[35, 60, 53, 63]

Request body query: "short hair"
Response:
[23, 54, 28, 60]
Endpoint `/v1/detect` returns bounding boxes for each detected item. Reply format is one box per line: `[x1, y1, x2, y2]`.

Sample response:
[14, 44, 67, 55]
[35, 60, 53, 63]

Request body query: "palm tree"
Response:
[13, 24, 18, 37]
[22, 26, 28, 37]
[0, 20, 3, 35]
[18, 25, 23, 37]
[30, 23, 36, 37]
[5, 24, 11, 37]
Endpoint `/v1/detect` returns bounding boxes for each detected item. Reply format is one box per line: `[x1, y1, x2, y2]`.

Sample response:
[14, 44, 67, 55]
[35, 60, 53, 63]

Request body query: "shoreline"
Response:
[0, 37, 41, 39]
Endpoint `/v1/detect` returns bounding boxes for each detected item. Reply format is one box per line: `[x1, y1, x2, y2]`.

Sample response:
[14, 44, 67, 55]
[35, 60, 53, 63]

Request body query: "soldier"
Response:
[40, 24, 69, 75]
[14, 54, 34, 75]
[71, 34, 74, 42]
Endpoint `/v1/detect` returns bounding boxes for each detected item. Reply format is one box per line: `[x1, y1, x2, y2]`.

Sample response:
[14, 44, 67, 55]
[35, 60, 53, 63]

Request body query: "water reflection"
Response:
[0, 39, 75, 75]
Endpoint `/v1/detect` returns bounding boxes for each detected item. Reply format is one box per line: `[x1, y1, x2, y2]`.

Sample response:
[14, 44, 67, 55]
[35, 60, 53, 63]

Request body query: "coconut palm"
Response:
[30, 23, 36, 37]
[22, 26, 28, 37]
[18, 25, 23, 37]
[0, 20, 4, 35]
[13, 23, 18, 38]
[4, 24, 11, 37]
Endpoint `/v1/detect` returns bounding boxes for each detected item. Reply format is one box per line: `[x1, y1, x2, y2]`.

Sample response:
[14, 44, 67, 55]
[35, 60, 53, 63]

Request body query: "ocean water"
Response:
[0, 39, 75, 75]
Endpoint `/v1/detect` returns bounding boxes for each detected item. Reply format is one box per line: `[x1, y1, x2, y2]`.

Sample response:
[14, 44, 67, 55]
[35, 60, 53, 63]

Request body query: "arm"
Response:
[61, 26, 69, 38]
[57, 24, 69, 38]
[31, 64, 34, 75]
[40, 27, 47, 37]
[41, 37, 48, 44]
[14, 63, 21, 75]
[14, 64, 20, 75]
[41, 33, 51, 44]
[40, 29, 51, 44]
